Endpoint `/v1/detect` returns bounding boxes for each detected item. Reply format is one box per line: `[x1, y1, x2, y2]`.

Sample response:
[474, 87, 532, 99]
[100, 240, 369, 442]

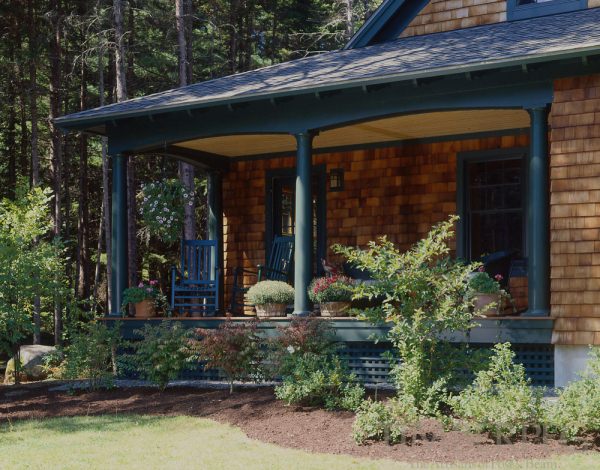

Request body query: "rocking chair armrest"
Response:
[257, 265, 287, 281]
[232, 266, 259, 276]
[171, 265, 182, 280]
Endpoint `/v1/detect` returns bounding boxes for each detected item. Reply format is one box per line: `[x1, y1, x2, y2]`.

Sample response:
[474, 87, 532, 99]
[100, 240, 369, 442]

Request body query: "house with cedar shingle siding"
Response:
[57, 1, 600, 386]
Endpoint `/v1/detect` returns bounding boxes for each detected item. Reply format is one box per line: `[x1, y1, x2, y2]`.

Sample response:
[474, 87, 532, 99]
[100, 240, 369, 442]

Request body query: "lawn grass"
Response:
[0, 415, 599, 470]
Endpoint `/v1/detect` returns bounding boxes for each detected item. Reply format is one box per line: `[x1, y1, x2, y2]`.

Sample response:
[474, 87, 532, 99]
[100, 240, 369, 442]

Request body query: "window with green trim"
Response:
[507, 0, 587, 20]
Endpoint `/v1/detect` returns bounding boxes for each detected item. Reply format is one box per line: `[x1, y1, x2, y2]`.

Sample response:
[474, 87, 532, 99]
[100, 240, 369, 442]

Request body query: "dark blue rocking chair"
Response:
[229, 235, 294, 315]
[171, 240, 220, 316]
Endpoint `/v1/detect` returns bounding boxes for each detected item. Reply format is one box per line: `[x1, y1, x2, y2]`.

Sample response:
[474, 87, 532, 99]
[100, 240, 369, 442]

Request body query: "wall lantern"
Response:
[329, 168, 344, 192]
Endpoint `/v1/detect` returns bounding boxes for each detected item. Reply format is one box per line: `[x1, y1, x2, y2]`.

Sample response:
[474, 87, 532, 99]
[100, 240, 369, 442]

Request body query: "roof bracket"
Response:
[582, 56, 589, 66]
[521, 63, 529, 74]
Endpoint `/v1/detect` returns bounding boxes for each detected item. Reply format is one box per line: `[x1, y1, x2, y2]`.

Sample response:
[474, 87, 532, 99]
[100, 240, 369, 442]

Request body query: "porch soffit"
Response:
[172, 109, 530, 158]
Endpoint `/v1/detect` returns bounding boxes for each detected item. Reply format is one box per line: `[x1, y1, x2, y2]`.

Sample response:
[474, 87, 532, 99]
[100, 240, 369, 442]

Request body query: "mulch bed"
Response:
[0, 383, 588, 464]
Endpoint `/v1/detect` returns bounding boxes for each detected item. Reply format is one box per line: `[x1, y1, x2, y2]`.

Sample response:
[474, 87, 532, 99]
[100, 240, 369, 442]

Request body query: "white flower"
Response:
[286, 345, 295, 354]
[188, 201, 193, 206]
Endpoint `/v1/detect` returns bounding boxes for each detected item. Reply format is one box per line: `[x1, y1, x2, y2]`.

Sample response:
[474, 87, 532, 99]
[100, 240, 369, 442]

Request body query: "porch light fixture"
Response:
[329, 168, 344, 192]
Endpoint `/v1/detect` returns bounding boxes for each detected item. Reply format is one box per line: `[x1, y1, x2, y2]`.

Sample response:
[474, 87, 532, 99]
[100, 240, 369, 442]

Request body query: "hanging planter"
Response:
[138, 179, 194, 244]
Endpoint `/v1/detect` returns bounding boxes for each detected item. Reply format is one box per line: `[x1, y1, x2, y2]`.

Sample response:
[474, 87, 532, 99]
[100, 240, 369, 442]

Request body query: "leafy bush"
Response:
[127, 323, 194, 391]
[193, 320, 264, 393]
[138, 179, 195, 243]
[62, 322, 121, 390]
[352, 397, 419, 445]
[308, 276, 354, 303]
[246, 280, 294, 305]
[0, 187, 69, 372]
[334, 216, 479, 413]
[450, 343, 543, 441]
[270, 317, 363, 411]
[274, 352, 364, 411]
[468, 270, 502, 294]
[547, 347, 600, 441]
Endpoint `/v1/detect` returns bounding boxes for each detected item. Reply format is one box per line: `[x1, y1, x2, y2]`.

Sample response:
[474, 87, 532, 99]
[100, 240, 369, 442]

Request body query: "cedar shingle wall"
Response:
[400, 0, 507, 38]
[551, 74, 600, 345]
[223, 135, 528, 303]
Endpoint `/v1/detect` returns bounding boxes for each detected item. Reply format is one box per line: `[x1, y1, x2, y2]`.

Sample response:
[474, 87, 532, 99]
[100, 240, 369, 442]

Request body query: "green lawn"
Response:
[0, 415, 599, 470]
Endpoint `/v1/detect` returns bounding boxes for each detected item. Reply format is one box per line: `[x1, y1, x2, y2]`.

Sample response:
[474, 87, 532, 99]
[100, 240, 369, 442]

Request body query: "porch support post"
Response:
[526, 106, 550, 316]
[293, 131, 314, 315]
[110, 152, 128, 316]
[207, 170, 224, 313]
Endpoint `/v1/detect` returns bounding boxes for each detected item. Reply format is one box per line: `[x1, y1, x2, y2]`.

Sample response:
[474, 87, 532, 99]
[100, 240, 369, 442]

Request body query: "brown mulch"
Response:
[0, 383, 586, 464]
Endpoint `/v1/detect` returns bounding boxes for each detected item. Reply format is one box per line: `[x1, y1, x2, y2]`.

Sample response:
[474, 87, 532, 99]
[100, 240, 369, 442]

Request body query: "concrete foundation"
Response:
[554, 345, 593, 387]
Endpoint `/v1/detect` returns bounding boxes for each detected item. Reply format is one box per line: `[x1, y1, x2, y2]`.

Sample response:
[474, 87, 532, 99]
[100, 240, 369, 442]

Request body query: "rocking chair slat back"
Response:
[171, 240, 219, 316]
[266, 235, 294, 281]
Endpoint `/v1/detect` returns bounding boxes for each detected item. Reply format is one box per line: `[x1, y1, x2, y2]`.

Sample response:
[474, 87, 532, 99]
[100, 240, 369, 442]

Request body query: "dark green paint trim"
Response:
[293, 132, 314, 315]
[110, 153, 128, 316]
[104, 317, 554, 344]
[207, 171, 224, 313]
[526, 107, 550, 317]
[507, 0, 587, 21]
[106, 77, 556, 155]
[237, 128, 530, 162]
[152, 145, 230, 172]
[456, 147, 529, 261]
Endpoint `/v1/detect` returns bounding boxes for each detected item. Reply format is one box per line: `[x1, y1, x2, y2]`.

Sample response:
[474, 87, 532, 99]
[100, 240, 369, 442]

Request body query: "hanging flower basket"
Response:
[138, 179, 195, 244]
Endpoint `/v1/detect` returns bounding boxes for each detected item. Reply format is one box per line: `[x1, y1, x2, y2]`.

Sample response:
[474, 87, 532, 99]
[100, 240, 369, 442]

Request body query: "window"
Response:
[507, 0, 587, 20]
[457, 150, 527, 262]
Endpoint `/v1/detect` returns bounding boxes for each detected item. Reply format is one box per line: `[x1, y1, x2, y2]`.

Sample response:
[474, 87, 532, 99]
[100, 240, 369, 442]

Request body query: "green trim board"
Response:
[456, 147, 529, 261]
[104, 317, 554, 344]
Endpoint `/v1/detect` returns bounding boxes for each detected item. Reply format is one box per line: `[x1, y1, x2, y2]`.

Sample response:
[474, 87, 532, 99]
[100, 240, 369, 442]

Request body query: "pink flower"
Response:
[494, 274, 504, 282]
[149, 280, 158, 286]
[478, 266, 485, 272]
[146, 288, 153, 293]
[138, 282, 144, 288]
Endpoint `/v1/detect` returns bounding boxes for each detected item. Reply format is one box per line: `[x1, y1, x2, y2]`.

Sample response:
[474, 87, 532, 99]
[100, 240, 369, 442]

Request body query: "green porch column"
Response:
[110, 152, 128, 316]
[207, 170, 224, 313]
[293, 132, 314, 315]
[526, 107, 550, 316]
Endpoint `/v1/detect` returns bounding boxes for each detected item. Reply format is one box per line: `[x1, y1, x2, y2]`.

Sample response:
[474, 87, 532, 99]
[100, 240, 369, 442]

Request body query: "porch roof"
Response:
[57, 8, 600, 133]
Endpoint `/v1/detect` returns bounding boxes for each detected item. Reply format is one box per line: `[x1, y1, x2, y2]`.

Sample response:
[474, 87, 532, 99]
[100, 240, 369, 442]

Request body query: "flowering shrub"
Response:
[308, 275, 354, 303]
[246, 280, 294, 305]
[138, 179, 194, 243]
[468, 269, 503, 294]
[193, 320, 264, 393]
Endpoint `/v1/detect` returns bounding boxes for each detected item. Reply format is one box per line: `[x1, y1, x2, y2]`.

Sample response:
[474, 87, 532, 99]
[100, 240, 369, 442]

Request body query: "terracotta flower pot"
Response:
[473, 293, 501, 317]
[134, 299, 156, 318]
[320, 301, 351, 317]
[255, 303, 287, 318]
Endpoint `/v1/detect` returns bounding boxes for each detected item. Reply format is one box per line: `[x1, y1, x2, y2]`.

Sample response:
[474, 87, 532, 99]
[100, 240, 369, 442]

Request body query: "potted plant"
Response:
[246, 280, 294, 318]
[121, 280, 165, 318]
[309, 275, 354, 317]
[468, 269, 506, 317]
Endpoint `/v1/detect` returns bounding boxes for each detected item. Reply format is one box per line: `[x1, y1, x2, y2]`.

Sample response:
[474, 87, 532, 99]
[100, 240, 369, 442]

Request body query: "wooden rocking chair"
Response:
[171, 240, 220, 316]
[229, 235, 294, 315]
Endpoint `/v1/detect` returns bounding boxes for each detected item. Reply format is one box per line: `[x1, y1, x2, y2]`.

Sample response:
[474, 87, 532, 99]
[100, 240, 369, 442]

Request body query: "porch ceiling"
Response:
[173, 109, 529, 158]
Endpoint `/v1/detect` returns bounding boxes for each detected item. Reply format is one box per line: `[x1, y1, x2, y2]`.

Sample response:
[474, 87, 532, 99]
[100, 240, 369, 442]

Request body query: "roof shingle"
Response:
[57, 8, 600, 128]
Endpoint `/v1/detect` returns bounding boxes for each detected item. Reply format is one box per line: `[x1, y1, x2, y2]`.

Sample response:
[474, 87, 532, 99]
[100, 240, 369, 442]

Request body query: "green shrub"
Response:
[450, 343, 543, 441]
[127, 323, 194, 391]
[274, 352, 364, 411]
[334, 216, 480, 413]
[352, 397, 419, 445]
[246, 281, 294, 305]
[193, 319, 264, 393]
[62, 322, 121, 390]
[547, 347, 600, 441]
[308, 276, 354, 303]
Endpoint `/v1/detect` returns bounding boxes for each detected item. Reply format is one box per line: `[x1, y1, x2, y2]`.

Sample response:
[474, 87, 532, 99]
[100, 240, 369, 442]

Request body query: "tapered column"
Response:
[293, 132, 314, 315]
[207, 170, 224, 313]
[110, 152, 128, 316]
[526, 107, 550, 316]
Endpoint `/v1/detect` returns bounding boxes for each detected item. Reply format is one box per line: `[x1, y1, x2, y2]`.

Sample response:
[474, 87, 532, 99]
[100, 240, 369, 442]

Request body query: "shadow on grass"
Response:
[0, 414, 175, 435]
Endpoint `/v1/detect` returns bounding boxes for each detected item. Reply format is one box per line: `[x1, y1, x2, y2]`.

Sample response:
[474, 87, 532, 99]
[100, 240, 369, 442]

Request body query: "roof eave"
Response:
[54, 45, 600, 134]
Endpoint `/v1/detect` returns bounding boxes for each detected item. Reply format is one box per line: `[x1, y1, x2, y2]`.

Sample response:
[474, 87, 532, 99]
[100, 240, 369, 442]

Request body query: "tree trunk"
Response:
[176, 0, 196, 241]
[49, 0, 63, 346]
